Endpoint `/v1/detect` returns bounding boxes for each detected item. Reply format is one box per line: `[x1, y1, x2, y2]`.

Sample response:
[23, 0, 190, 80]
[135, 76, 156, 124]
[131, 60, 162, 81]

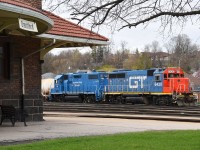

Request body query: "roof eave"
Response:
[38, 33, 110, 46]
[0, 2, 54, 34]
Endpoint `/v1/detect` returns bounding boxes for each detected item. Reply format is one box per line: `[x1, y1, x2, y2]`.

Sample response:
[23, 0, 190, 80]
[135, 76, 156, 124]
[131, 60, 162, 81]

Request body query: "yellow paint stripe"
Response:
[104, 92, 172, 95]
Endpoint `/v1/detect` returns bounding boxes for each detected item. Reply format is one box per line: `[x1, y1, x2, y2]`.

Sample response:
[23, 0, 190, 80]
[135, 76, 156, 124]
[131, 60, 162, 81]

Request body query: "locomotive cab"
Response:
[50, 74, 68, 101]
[153, 68, 164, 92]
[162, 67, 196, 106]
[163, 68, 189, 93]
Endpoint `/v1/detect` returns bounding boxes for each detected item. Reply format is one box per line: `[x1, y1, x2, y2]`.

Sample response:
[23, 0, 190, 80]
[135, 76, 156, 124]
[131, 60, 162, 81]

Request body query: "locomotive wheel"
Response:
[83, 96, 90, 103]
[176, 99, 196, 106]
[121, 98, 127, 104]
[143, 97, 150, 105]
[104, 95, 110, 103]
[83, 95, 95, 103]
[89, 96, 95, 103]
[108, 96, 115, 104]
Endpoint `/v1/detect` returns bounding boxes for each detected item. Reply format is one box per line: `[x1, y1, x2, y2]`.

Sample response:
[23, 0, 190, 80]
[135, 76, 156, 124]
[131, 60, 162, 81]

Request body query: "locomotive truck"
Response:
[49, 67, 197, 106]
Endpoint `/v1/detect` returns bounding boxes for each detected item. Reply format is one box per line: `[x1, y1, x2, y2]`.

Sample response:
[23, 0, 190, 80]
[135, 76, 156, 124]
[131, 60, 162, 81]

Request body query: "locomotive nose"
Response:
[170, 78, 190, 93]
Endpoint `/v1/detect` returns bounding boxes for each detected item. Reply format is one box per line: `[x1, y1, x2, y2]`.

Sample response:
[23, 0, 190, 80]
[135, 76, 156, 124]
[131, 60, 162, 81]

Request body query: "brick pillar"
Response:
[21, 0, 42, 9]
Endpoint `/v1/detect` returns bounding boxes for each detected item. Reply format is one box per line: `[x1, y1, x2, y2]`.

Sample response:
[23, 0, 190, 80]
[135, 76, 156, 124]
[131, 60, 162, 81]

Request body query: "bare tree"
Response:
[150, 41, 163, 67]
[44, 0, 200, 30]
[166, 34, 199, 73]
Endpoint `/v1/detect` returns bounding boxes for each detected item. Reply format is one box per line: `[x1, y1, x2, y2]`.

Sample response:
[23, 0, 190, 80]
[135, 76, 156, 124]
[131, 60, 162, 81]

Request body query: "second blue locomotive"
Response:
[50, 71, 107, 103]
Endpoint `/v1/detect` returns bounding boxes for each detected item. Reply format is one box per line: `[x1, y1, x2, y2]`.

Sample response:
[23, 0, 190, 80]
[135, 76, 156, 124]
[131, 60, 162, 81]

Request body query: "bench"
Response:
[0, 105, 28, 126]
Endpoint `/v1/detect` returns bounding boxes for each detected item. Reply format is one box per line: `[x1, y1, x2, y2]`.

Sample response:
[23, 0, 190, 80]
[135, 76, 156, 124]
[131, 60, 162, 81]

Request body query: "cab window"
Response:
[155, 74, 161, 81]
[63, 75, 68, 80]
[168, 74, 174, 78]
[169, 73, 180, 78]
[55, 80, 58, 84]
[164, 74, 167, 79]
[174, 74, 179, 77]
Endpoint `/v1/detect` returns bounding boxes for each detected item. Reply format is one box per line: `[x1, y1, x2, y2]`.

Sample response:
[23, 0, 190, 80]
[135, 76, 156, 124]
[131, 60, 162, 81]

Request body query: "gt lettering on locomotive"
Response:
[129, 76, 147, 88]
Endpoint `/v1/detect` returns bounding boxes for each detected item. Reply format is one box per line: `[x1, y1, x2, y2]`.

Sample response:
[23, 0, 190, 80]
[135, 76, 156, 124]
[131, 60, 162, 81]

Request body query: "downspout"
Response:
[21, 39, 56, 115]
[21, 58, 25, 111]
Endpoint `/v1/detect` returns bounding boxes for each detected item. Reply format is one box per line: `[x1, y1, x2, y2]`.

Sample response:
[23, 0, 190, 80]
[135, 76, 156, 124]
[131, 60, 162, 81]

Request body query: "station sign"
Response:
[18, 18, 38, 32]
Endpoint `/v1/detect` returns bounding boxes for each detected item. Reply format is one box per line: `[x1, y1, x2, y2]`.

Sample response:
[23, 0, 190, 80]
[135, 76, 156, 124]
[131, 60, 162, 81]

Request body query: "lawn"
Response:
[1, 130, 200, 150]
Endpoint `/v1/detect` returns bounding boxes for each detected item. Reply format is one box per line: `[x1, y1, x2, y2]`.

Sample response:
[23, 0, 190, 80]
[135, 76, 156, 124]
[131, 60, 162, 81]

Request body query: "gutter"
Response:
[38, 34, 109, 45]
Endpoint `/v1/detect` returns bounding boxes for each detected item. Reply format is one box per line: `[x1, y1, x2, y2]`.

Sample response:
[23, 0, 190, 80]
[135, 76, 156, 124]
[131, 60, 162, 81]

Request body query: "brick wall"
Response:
[21, 0, 42, 9]
[0, 35, 43, 121]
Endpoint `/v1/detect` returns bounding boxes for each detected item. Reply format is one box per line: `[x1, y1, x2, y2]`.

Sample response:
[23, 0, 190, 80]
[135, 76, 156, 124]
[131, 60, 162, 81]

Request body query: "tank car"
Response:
[104, 67, 196, 106]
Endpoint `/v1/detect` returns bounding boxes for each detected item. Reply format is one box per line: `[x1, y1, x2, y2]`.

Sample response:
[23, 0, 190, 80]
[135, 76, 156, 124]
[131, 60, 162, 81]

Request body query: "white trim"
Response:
[0, 2, 53, 31]
[37, 34, 109, 45]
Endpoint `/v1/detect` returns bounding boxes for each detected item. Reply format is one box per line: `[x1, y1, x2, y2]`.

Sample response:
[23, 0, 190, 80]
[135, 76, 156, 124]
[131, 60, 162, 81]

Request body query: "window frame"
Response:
[154, 74, 161, 82]
[0, 42, 10, 80]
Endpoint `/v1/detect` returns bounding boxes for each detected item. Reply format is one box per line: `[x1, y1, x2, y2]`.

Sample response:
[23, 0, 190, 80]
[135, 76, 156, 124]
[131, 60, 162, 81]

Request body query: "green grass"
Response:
[1, 130, 200, 150]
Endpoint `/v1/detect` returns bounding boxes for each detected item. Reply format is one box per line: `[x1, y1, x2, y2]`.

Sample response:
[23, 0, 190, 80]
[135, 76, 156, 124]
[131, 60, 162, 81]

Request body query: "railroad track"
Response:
[43, 102, 200, 120]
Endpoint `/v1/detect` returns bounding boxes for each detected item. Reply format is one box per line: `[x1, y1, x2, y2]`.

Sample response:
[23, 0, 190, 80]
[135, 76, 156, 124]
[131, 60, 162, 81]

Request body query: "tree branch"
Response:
[119, 10, 200, 30]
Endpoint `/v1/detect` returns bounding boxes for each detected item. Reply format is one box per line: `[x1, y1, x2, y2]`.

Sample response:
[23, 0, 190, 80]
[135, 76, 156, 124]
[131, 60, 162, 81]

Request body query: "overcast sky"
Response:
[98, 20, 200, 52]
[49, 9, 200, 54]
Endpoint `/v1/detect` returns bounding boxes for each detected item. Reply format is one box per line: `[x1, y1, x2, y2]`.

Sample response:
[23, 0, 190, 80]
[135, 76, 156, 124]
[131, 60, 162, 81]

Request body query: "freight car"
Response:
[49, 68, 197, 106]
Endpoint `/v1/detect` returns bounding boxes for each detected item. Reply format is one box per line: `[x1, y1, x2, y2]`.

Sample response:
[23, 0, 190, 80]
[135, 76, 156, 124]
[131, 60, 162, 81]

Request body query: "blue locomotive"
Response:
[49, 68, 196, 106]
[50, 71, 107, 103]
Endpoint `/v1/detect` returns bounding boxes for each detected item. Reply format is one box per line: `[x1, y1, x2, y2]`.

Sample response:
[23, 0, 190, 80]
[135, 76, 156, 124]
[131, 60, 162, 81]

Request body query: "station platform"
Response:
[1, 112, 200, 145]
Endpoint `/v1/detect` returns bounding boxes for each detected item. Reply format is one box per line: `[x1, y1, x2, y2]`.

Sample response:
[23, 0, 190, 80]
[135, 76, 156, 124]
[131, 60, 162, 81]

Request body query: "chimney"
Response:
[22, 0, 42, 9]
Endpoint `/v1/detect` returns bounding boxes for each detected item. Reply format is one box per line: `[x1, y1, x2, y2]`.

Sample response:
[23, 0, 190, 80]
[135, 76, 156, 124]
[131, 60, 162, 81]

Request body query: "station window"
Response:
[0, 47, 3, 77]
[0, 43, 10, 80]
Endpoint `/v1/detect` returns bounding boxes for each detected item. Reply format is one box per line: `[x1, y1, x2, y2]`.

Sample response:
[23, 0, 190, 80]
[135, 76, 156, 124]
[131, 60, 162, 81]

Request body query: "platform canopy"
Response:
[0, 0, 53, 36]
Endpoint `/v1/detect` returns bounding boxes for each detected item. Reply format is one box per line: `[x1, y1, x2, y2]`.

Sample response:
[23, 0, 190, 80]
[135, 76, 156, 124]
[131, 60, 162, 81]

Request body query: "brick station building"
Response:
[0, 0, 108, 121]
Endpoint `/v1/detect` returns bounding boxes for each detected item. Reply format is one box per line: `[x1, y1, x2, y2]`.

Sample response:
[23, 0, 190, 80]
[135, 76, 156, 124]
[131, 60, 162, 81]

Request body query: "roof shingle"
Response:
[43, 11, 109, 41]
